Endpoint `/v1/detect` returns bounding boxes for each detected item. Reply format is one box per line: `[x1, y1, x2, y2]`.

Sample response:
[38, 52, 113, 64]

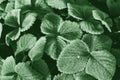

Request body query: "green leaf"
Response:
[82, 34, 112, 51]
[80, 20, 104, 34]
[15, 34, 37, 55]
[5, 2, 14, 13]
[57, 39, 89, 74]
[92, 10, 112, 32]
[0, 0, 5, 4]
[86, 50, 116, 80]
[15, 0, 31, 9]
[46, 36, 66, 60]
[41, 13, 62, 35]
[15, 62, 43, 80]
[53, 74, 74, 80]
[0, 75, 16, 80]
[20, 12, 37, 32]
[67, 3, 94, 20]
[28, 37, 46, 61]
[106, 0, 120, 17]
[58, 21, 82, 40]
[57, 39, 116, 80]
[111, 48, 120, 67]
[5, 9, 20, 28]
[46, 0, 67, 10]
[73, 71, 96, 80]
[31, 59, 50, 77]
[0, 23, 2, 38]
[1, 56, 16, 76]
[6, 28, 21, 46]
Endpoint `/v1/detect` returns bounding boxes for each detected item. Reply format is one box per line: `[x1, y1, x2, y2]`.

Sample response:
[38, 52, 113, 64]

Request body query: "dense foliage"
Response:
[0, 0, 120, 80]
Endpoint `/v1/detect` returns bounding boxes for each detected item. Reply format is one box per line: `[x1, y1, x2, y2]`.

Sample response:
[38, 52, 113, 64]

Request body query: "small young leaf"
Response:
[21, 12, 37, 32]
[5, 9, 21, 28]
[15, 34, 37, 55]
[46, 36, 66, 60]
[46, 0, 67, 10]
[41, 13, 62, 35]
[54, 73, 74, 80]
[6, 28, 21, 46]
[92, 10, 112, 32]
[0, 23, 2, 38]
[15, 62, 43, 80]
[80, 20, 104, 34]
[28, 37, 46, 61]
[57, 40, 89, 74]
[58, 21, 82, 40]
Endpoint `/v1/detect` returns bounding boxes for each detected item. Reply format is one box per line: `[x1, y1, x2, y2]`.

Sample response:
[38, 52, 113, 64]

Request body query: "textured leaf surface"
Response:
[73, 71, 96, 80]
[29, 37, 46, 61]
[41, 13, 62, 35]
[92, 10, 112, 32]
[1, 56, 15, 76]
[82, 34, 112, 51]
[15, 0, 31, 9]
[57, 39, 116, 80]
[15, 34, 37, 55]
[15, 62, 43, 80]
[58, 21, 82, 40]
[86, 50, 116, 80]
[32, 59, 49, 76]
[46, 0, 66, 10]
[67, 3, 94, 20]
[54, 74, 74, 80]
[46, 37, 66, 60]
[57, 40, 89, 74]
[6, 29, 21, 46]
[80, 20, 104, 34]
[21, 12, 37, 32]
[5, 9, 20, 28]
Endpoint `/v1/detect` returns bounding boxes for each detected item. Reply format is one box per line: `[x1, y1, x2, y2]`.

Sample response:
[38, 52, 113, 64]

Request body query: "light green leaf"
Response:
[5, 2, 14, 13]
[0, 0, 5, 4]
[53, 74, 74, 80]
[15, 62, 43, 80]
[15, 0, 31, 9]
[58, 21, 82, 40]
[86, 50, 116, 80]
[73, 71, 96, 80]
[6, 28, 21, 46]
[5, 9, 21, 28]
[15, 34, 37, 55]
[1, 56, 15, 76]
[82, 34, 112, 51]
[57, 39, 116, 80]
[20, 12, 37, 32]
[46, 36, 66, 60]
[46, 0, 66, 10]
[28, 37, 46, 61]
[92, 10, 112, 32]
[0, 75, 16, 80]
[80, 20, 104, 34]
[41, 13, 62, 35]
[106, 0, 120, 17]
[0, 23, 2, 38]
[67, 3, 94, 20]
[57, 40, 89, 74]
[31, 59, 50, 76]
